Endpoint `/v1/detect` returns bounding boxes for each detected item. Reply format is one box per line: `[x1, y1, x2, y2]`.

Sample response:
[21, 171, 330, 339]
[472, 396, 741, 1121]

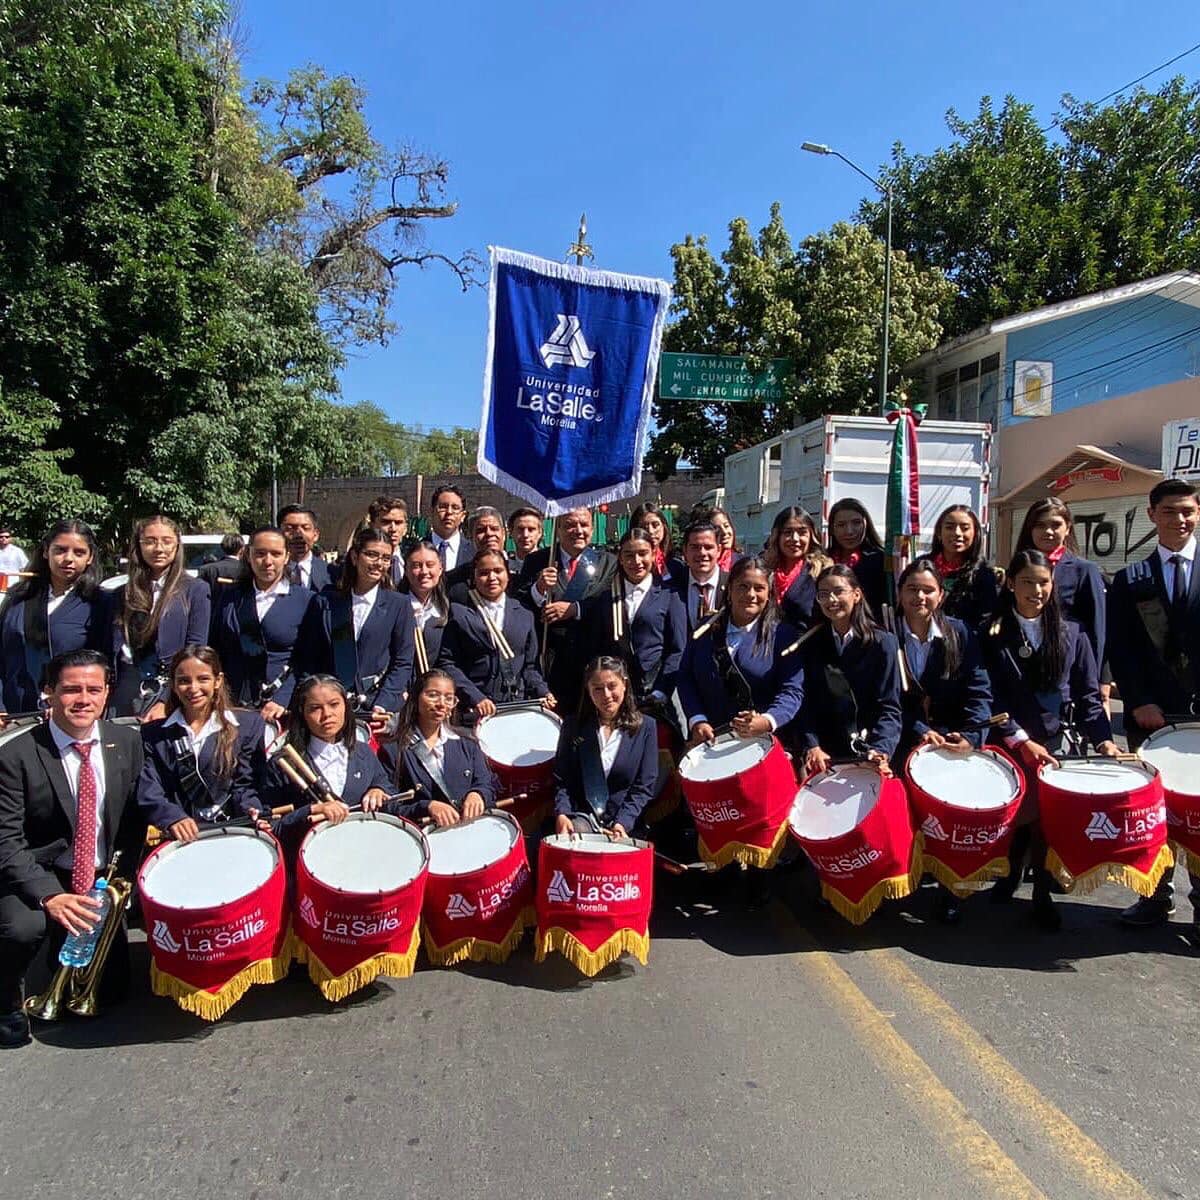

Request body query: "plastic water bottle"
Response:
[58, 878, 111, 967]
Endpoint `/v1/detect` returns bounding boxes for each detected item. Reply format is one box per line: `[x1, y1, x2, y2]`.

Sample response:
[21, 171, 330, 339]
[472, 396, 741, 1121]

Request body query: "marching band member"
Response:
[0, 650, 145, 1048]
[825, 498, 887, 617]
[928, 504, 1001, 632]
[427, 485, 468, 570]
[269, 674, 392, 855]
[799, 564, 902, 776]
[367, 495, 412, 586]
[1106, 478, 1200, 931]
[554, 655, 658, 838]
[212, 526, 319, 724]
[438, 550, 552, 717]
[136, 645, 268, 841]
[678, 556, 804, 746]
[305, 526, 415, 729]
[707, 507, 742, 574]
[107, 516, 211, 720]
[1, 519, 106, 719]
[390, 668, 500, 827]
[196, 533, 245, 596]
[667, 521, 729, 634]
[763, 506, 830, 631]
[507, 507, 544, 577]
[581, 527, 686, 716]
[402, 539, 450, 685]
[277, 505, 335, 590]
[630, 501, 678, 583]
[444, 506, 508, 603]
[518, 507, 617, 711]
[983, 549, 1117, 929]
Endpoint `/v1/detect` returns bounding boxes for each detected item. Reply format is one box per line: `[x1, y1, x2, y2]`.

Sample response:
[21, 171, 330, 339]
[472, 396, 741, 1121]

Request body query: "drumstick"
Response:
[780, 626, 821, 658]
[692, 614, 720, 641]
[882, 605, 911, 693]
[959, 712, 1010, 733]
[144, 805, 297, 847]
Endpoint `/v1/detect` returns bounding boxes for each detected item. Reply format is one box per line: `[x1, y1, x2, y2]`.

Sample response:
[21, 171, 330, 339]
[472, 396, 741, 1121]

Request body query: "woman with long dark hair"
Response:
[798, 564, 902, 776]
[136, 645, 268, 842]
[108, 515, 211, 719]
[1, 519, 105, 715]
[708, 507, 741, 573]
[928, 504, 1001, 633]
[401, 539, 450, 686]
[763, 506, 831, 630]
[630, 501, 677, 582]
[824, 498, 887, 616]
[678, 556, 804, 745]
[553, 656, 658, 838]
[982, 548, 1117, 928]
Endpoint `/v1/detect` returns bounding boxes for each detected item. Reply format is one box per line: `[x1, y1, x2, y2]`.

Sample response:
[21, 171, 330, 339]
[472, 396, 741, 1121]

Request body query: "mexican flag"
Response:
[884, 399, 926, 584]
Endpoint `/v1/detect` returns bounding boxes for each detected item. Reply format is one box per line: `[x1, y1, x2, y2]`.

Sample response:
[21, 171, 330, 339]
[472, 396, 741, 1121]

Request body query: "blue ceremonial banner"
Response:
[477, 247, 671, 516]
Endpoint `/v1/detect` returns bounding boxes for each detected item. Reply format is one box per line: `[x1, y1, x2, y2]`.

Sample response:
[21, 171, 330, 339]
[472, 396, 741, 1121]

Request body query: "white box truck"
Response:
[723, 414, 992, 554]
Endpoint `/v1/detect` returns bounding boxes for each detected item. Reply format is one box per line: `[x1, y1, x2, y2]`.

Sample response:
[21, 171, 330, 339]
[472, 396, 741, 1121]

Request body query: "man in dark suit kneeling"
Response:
[0, 650, 144, 1047]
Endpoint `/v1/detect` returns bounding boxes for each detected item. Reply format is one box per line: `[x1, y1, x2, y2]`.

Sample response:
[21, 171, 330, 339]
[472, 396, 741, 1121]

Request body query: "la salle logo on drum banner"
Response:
[151, 919, 181, 954]
[1085, 812, 1121, 841]
[920, 814, 949, 841]
[299, 895, 320, 929]
[546, 870, 574, 903]
[445, 893, 478, 920]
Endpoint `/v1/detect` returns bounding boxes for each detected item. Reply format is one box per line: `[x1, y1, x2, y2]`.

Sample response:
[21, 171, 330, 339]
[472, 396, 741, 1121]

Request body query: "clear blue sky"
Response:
[241, 0, 1199, 431]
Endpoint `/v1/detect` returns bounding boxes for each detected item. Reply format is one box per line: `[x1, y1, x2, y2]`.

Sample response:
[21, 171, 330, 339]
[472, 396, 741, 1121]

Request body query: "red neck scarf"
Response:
[773, 560, 805, 607]
[833, 547, 861, 569]
[652, 547, 667, 577]
[1046, 544, 1068, 566]
[932, 552, 968, 579]
[717, 547, 734, 573]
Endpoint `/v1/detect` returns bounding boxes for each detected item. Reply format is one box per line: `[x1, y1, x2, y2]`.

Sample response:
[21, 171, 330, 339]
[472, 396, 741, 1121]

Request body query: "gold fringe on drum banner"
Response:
[534, 926, 650, 977]
[291, 925, 421, 1002]
[150, 951, 291, 1022]
[422, 906, 536, 967]
[1045, 843, 1174, 899]
[822, 841, 923, 926]
[698, 819, 789, 870]
[1172, 841, 1200, 879]
[921, 852, 1011, 898]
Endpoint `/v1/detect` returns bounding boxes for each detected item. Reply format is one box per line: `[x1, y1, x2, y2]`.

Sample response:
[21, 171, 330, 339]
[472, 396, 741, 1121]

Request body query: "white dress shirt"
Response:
[163, 708, 239, 756]
[351, 585, 379, 638]
[832, 628, 856, 656]
[432, 531, 463, 571]
[598, 725, 623, 777]
[1158, 536, 1196, 599]
[623, 576, 653, 625]
[289, 553, 317, 589]
[477, 595, 507, 634]
[0, 541, 29, 586]
[1016, 613, 1044, 651]
[903, 618, 944, 679]
[255, 577, 291, 622]
[308, 737, 350, 800]
[46, 586, 75, 619]
[410, 595, 439, 630]
[414, 725, 460, 800]
[49, 720, 107, 870]
[687, 569, 721, 622]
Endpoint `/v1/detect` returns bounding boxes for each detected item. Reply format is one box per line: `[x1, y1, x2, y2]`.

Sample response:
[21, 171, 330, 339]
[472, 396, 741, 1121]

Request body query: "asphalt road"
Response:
[3, 857, 1197, 1200]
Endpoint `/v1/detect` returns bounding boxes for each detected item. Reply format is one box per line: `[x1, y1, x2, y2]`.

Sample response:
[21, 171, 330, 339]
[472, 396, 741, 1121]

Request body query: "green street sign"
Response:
[659, 352, 789, 402]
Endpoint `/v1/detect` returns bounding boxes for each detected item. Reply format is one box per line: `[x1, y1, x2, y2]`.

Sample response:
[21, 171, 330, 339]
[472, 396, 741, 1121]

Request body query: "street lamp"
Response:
[801, 141, 894, 414]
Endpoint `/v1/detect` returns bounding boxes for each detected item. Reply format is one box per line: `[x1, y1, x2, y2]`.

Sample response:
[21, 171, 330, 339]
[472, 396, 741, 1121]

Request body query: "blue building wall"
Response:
[1002, 294, 1200, 426]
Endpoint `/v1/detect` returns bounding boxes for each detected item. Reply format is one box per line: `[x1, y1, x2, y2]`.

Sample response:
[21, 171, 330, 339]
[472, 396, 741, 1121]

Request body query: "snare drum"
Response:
[677, 735, 795, 868]
[293, 812, 430, 1000]
[476, 708, 562, 831]
[138, 827, 289, 1020]
[1038, 759, 1172, 896]
[422, 811, 534, 966]
[905, 745, 1025, 895]
[788, 766, 918, 924]
[1139, 723, 1200, 875]
[535, 833, 654, 976]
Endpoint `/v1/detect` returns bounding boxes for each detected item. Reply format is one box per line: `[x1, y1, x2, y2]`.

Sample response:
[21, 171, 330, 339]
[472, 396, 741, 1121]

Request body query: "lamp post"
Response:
[801, 141, 893, 414]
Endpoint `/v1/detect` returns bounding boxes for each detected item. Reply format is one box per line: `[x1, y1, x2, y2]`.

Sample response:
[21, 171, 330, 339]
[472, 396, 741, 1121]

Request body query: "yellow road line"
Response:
[798, 945, 1047, 1200]
[871, 949, 1154, 1200]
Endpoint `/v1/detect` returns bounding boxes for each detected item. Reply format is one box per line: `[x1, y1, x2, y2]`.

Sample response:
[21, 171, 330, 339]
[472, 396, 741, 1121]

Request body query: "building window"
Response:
[934, 353, 1001, 425]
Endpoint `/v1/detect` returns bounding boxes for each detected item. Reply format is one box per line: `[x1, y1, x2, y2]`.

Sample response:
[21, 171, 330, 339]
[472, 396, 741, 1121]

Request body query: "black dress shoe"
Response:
[1119, 896, 1175, 927]
[935, 891, 961, 924]
[0, 1007, 31, 1049]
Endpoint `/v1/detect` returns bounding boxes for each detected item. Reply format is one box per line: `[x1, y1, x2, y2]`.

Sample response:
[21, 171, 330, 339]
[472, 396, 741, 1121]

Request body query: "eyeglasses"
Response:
[817, 588, 854, 601]
[357, 551, 390, 564]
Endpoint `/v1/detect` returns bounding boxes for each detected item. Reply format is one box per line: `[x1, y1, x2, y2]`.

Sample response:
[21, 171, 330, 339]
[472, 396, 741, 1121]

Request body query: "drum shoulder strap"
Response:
[169, 731, 218, 816]
[712, 634, 753, 712]
[329, 595, 361, 689]
[1134, 594, 1193, 692]
[574, 726, 609, 821]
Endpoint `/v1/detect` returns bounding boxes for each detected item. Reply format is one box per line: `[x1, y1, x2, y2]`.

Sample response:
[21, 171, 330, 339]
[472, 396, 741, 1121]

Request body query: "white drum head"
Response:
[141, 828, 277, 908]
[302, 813, 427, 893]
[908, 747, 1020, 812]
[477, 710, 561, 768]
[1140, 724, 1200, 798]
[679, 735, 771, 783]
[1038, 760, 1155, 796]
[790, 766, 881, 841]
[427, 813, 518, 876]
[542, 832, 645, 855]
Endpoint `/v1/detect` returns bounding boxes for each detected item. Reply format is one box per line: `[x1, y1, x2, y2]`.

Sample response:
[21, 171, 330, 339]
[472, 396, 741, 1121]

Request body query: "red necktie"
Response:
[71, 741, 98, 895]
[566, 556, 579, 582]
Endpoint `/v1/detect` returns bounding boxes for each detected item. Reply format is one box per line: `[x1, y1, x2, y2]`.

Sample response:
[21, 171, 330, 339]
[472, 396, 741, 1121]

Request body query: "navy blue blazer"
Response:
[136, 709, 267, 831]
[1108, 548, 1200, 720]
[983, 617, 1111, 750]
[896, 618, 992, 759]
[940, 562, 1001, 634]
[391, 732, 500, 820]
[1052, 553, 1106, 669]
[1, 587, 106, 712]
[553, 716, 658, 832]
[834, 548, 888, 618]
[305, 587, 415, 713]
[271, 740, 393, 854]
[666, 569, 730, 633]
[776, 568, 818, 631]
[678, 619, 805, 733]
[798, 626, 903, 758]
[213, 584, 318, 708]
[293, 556, 336, 591]
[437, 599, 548, 707]
[581, 581, 686, 701]
[411, 614, 447, 685]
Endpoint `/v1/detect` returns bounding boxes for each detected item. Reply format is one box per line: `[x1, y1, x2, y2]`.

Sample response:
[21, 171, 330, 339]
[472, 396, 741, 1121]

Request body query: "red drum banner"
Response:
[678, 734, 796, 868]
[535, 834, 653, 976]
[422, 813, 535, 966]
[789, 767, 919, 924]
[293, 814, 429, 1001]
[1038, 760, 1172, 896]
[138, 828, 290, 1021]
[1138, 723, 1200, 875]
